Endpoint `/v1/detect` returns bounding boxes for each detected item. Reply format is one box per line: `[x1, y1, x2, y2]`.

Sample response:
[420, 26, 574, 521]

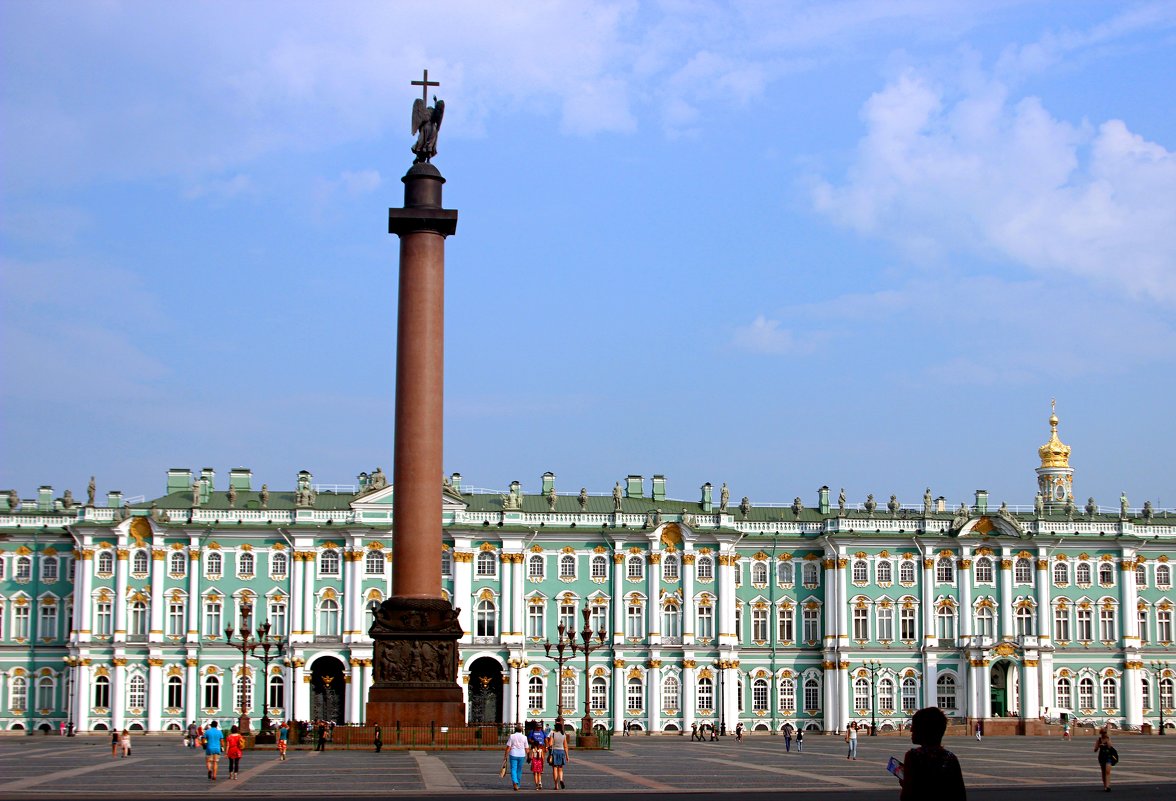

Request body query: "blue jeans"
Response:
[509, 755, 526, 785]
[847, 739, 857, 758]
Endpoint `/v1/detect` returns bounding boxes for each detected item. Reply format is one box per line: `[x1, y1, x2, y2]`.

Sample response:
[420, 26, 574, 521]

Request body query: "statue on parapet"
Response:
[1034, 492, 1044, 517]
[923, 488, 932, 516]
[719, 483, 730, 512]
[838, 488, 846, 515]
[613, 481, 624, 512]
[578, 488, 588, 512]
[87, 476, 97, 507]
[1120, 492, 1129, 520]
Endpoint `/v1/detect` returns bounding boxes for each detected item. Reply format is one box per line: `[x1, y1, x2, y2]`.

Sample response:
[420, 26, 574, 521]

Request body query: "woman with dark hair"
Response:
[549, 721, 572, 790]
[1094, 728, 1117, 792]
[225, 724, 244, 779]
[899, 707, 966, 801]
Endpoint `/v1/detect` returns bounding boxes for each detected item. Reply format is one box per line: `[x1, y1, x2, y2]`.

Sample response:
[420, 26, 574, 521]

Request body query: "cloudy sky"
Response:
[2, 1, 1174, 509]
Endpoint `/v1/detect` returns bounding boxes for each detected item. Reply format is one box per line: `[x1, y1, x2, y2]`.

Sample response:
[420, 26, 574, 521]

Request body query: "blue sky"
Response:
[2, 1, 1174, 509]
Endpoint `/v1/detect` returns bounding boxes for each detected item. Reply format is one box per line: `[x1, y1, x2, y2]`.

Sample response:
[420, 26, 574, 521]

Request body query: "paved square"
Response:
[1, 733, 1173, 800]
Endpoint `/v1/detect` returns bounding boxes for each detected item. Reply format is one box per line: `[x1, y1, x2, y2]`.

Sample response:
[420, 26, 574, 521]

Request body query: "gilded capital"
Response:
[147, 658, 165, 667]
[682, 554, 696, 565]
[682, 659, 697, 669]
[116, 549, 129, 560]
[152, 549, 166, 561]
[185, 658, 199, 667]
[613, 658, 625, 668]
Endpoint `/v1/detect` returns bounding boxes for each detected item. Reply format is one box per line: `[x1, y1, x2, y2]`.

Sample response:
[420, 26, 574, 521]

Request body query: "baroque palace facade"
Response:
[1, 411, 1174, 735]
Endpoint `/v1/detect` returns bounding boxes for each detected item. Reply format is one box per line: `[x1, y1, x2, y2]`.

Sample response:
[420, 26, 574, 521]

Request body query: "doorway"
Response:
[990, 660, 1019, 717]
[310, 656, 346, 723]
[467, 657, 503, 725]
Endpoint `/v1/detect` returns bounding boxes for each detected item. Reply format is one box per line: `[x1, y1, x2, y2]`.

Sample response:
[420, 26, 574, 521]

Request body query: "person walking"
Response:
[505, 724, 528, 791]
[186, 721, 198, 748]
[225, 724, 244, 779]
[1094, 727, 1117, 792]
[691, 722, 698, 741]
[529, 745, 545, 790]
[735, 721, 744, 742]
[373, 722, 383, 753]
[314, 721, 326, 752]
[898, 707, 966, 801]
[119, 729, 132, 758]
[975, 722, 982, 742]
[277, 721, 289, 761]
[549, 721, 571, 790]
[1063, 720, 1071, 740]
[202, 720, 224, 781]
[796, 728, 804, 753]
[709, 722, 718, 741]
[783, 724, 793, 752]
[846, 722, 858, 760]
[110, 729, 119, 758]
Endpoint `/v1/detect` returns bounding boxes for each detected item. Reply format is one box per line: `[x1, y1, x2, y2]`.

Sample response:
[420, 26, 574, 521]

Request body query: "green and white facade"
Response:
[2, 413, 1174, 734]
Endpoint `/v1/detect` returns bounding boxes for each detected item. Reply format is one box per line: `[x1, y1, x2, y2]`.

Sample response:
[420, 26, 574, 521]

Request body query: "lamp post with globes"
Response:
[1150, 660, 1170, 735]
[509, 655, 529, 728]
[570, 604, 609, 739]
[862, 660, 882, 736]
[224, 599, 285, 734]
[543, 619, 578, 728]
[711, 659, 729, 736]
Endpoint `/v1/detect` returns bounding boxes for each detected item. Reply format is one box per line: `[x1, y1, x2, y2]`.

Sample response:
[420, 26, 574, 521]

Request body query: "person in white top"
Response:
[505, 724, 529, 791]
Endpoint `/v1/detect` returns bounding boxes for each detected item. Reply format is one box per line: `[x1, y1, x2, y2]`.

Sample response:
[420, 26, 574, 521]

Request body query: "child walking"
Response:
[530, 746, 545, 790]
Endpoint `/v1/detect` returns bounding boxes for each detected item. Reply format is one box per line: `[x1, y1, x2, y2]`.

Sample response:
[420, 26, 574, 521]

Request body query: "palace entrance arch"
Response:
[990, 660, 1019, 718]
[310, 656, 347, 723]
[466, 657, 504, 725]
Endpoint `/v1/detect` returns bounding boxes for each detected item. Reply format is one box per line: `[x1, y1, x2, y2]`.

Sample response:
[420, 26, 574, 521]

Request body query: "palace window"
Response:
[559, 602, 576, 633]
[778, 606, 795, 643]
[93, 675, 110, 709]
[751, 607, 768, 641]
[559, 554, 576, 579]
[936, 558, 955, 584]
[802, 562, 820, 586]
[802, 607, 821, 643]
[10, 676, 27, 711]
[132, 550, 149, 574]
[1015, 606, 1034, 637]
[976, 606, 994, 639]
[269, 601, 287, 637]
[475, 599, 497, 637]
[590, 603, 607, 634]
[902, 677, 918, 711]
[876, 560, 892, 584]
[627, 556, 644, 580]
[591, 555, 607, 580]
[1076, 608, 1093, 642]
[95, 601, 113, 637]
[936, 606, 956, 640]
[476, 551, 497, 577]
[975, 557, 994, 583]
[235, 674, 252, 712]
[1053, 562, 1069, 585]
[626, 677, 644, 711]
[752, 678, 769, 713]
[1101, 677, 1118, 709]
[238, 552, 255, 578]
[1056, 678, 1072, 711]
[697, 556, 713, 581]
[1078, 677, 1095, 709]
[936, 674, 956, 710]
[1054, 606, 1071, 641]
[13, 604, 30, 639]
[853, 606, 869, 641]
[777, 560, 793, 586]
[528, 555, 545, 580]
[591, 677, 607, 710]
[1099, 563, 1115, 586]
[97, 551, 114, 575]
[528, 676, 543, 710]
[879, 677, 895, 711]
[735, 606, 742, 641]
[804, 676, 820, 711]
[170, 552, 187, 576]
[1135, 564, 1147, 588]
[1099, 607, 1117, 641]
[206, 552, 222, 578]
[663, 603, 682, 639]
[128, 674, 146, 709]
[204, 600, 222, 637]
[560, 674, 576, 712]
[662, 554, 679, 581]
[319, 550, 340, 576]
[441, 550, 453, 578]
[1142, 675, 1151, 710]
[15, 556, 32, 580]
[527, 604, 545, 639]
[269, 676, 284, 710]
[852, 560, 868, 584]
[899, 560, 916, 584]
[1076, 563, 1092, 585]
[853, 677, 870, 711]
[900, 606, 917, 641]
[167, 676, 184, 709]
[1015, 558, 1033, 585]
[697, 677, 714, 712]
[877, 606, 894, 641]
[1157, 564, 1172, 589]
[1158, 607, 1173, 642]
[626, 602, 644, 638]
[168, 601, 185, 637]
[39, 604, 58, 639]
[365, 550, 384, 575]
[662, 675, 680, 712]
[318, 598, 340, 636]
[128, 601, 148, 638]
[779, 678, 795, 713]
[1138, 608, 1149, 645]
[697, 604, 714, 640]
[1161, 677, 1175, 710]
[271, 551, 288, 577]
[204, 675, 220, 709]
[41, 556, 58, 582]
[752, 561, 768, 585]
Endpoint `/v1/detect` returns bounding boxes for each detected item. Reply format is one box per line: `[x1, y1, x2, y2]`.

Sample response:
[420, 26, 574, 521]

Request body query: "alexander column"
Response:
[366, 71, 466, 729]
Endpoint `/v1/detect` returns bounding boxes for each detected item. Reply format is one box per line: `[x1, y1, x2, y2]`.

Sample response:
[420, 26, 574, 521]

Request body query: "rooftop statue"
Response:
[578, 488, 588, 511]
[87, 476, 97, 506]
[613, 481, 624, 512]
[719, 483, 730, 512]
[838, 488, 846, 515]
[923, 488, 932, 515]
[410, 70, 445, 164]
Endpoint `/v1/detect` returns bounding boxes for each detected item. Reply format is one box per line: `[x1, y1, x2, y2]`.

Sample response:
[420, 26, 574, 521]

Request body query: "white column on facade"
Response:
[611, 553, 625, 646]
[723, 663, 737, 733]
[1121, 555, 1140, 643]
[302, 552, 316, 639]
[959, 548, 973, 639]
[114, 549, 129, 642]
[718, 553, 735, 646]
[649, 661, 662, 732]
[185, 657, 199, 726]
[999, 552, 1014, 639]
[1022, 660, 1040, 720]
[921, 553, 935, 648]
[823, 556, 838, 649]
[838, 661, 850, 731]
[112, 658, 127, 730]
[923, 653, 938, 710]
[147, 658, 163, 731]
[968, 659, 983, 720]
[1123, 662, 1143, 728]
[836, 556, 849, 648]
[511, 555, 525, 639]
[348, 658, 362, 723]
[454, 551, 473, 640]
[1036, 554, 1052, 643]
[361, 659, 373, 724]
[76, 550, 93, 642]
[75, 661, 92, 730]
[1039, 652, 1055, 714]
[350, 544, 365, 639]
[187, 547, 201, 643]
[683, 661, 697, 732]
[499, 552, 513, 640]
[291, 551, 306, 636]
[292, 660, 307, 721]
[342, 550, 355, 640]
[648, 551, 662, 645]
[682, 552, 696, 645]
[823, 664, 838, 732]
[613, 661, 626, 733]
[149, 547, 165, 643]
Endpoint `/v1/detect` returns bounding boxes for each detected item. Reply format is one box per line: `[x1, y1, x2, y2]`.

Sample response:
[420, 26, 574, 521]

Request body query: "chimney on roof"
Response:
[200, 468, 215, 504]
[38, 485, 53, 512]
[652, 475, 666, 502]
[229, 468, 252, 492]
[107, 490, 123, 508]
[626, 475, 643, 499]
[541, 472, 555, 495]
[450, 473, 462, 493]
[974, 489, 989, 514]
[818, 485, 830, 515]
[167, 468, 192, 496]
[701, 483, 713, 513]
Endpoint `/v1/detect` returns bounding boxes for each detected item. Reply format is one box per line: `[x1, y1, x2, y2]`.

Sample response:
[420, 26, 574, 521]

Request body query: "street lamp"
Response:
[62, 656, 77, 736]
[570, 604, 609, 738]
[863, 660, 882, 736]
[711, 659, 728, 736]
[543, 618, 578, 727]
[224, 599, 286, 734]
[509, 655, 529, 727]
[1150, 660, 1170, 736]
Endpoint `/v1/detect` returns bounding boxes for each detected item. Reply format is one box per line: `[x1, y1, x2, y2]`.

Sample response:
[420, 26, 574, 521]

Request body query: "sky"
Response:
[2, 1, 1174, 510]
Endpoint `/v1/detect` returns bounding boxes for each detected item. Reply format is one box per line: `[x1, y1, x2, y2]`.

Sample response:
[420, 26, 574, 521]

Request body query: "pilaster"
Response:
[612, 658, 626, 733]
[186, 545, 201, 643]
[147, 657, 163, 731]
[185, 656, 199, 726]
[999, 550, 1014, 638]
[453, 549, 473, 640]
[113, 548, 128, 642]
[149, 546, 165, 643]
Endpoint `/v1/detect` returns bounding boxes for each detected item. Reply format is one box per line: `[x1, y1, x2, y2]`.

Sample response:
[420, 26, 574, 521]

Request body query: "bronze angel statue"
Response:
[411, 94, 445, 163]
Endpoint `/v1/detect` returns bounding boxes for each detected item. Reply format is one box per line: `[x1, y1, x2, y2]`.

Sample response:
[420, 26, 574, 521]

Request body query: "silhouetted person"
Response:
[899, 707, 965, 801]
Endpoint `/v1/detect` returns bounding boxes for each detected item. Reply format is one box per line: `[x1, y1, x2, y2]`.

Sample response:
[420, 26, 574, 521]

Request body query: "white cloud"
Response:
[732, 314, 823, 355]
[813, 68, 1176, 302]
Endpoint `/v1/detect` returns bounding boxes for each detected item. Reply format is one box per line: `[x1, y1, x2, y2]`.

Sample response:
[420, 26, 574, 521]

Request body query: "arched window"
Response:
[97, 551, 114, 575]
[976, 606, 995, 639]
[1101, 677, 1118, 709]
[318, 598, 340, 636]
[204, 675, 220, 708]
[1157, 564, 1173, 588]
[128, 674, 146, 709]
[475, 599, 497, 637]
[778, 678, 796, 712]
[270, 551, 288, 577]
[1134, 564, 1147, 588]
[936, 558, 955, 584]
[975, 557, 994, 583]
[1076, 562, 1092, 585]
[1054, 605, 1071, 641]
[627, 555, 644, 580]
[752, 562, 769, 585]
[876, 560, 892, 584]
[936, 605, 956, 639]
[1015, 605, 1034, 636]
[559, 673, 575, 712]
[476, 551, 497, 577]
[132, 550, 149, 574]
[238, 552, 255, 577]
[15, 556, 32, 580]
[662, 554, 679, 581]
[440, 549, 453, 577]
[591, 555, 607, 579]
[167, 676, 184, 709]
[1053, 561, 1069, 585]
[626, 677, 644, 711]
[365, 550, 384, 575]
[169, 552, 187, 576]
[129, 601, 148, 638]
[1160, 677, 1175, 710]
[319, 550, 340, 576]
[662, 675, 680, 711]
[528, 554, 545, 580]
[802, 562, 819, 586]
[853, 677, 870, 711]
[11, 676, 28, 710]
[1078, 676, 1095, 709]
[41, 556, 58, 582]
[37, 677, 54, 710]
[777, 560, 794, 585]
[803, 676, 820, 711]
[1015, 558, 1033, 584]
[878, 677, 896, 711]
[936, 674, 957, 710]
[94, 675, 110, 709]
[206, 552, 222, 577]
[662, 602, 681, 639]
[590, 677, 607, 711]
[527, 676, 544, 710]
[697, 677, 714, 711]
[1098, 563, 1115, 585]
[559, 554, 576, 579]
[697, 556, 713, 581]
[852, 560, 868, 583]
[1056, 678, 1073, 710]
[752, 678, 769, 712]
[901, 676, 918, 711]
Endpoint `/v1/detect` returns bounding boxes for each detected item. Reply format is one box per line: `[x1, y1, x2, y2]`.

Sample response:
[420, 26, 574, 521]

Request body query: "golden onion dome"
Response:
[1038, 400, 1071, 468]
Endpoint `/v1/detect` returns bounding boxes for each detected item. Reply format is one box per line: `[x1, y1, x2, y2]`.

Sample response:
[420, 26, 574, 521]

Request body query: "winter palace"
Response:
[1, 409, 1174, 735]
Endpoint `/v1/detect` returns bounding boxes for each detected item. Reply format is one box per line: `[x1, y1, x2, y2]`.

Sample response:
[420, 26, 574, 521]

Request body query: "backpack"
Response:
[1106, 746, 1119, 766]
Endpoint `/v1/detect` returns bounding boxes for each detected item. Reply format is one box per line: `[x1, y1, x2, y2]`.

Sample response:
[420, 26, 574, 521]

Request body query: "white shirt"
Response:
[508, 732, 529, 757]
